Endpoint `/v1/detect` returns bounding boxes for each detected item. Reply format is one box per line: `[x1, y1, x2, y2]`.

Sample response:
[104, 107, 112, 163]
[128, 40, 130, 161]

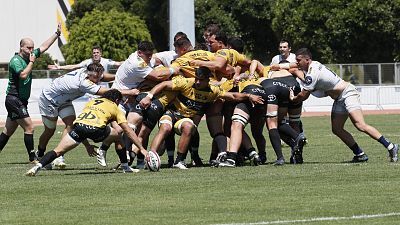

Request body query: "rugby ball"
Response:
[145, 151, 161, 172]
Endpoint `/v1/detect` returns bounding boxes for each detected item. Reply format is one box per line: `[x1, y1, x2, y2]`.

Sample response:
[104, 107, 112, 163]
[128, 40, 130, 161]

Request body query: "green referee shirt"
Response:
[6, 48, 41, 101]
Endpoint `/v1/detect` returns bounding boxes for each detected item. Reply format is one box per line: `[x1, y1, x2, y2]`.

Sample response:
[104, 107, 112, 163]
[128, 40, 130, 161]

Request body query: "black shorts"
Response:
[68, 123, 111, 143]
[260, 79, 289, 107]
[5, 95, 29, 120]
[273, 76, 302, 109]
[234, 85, 267, 118]
[130, 93, 165, 129]
[241, 84, 267, 111]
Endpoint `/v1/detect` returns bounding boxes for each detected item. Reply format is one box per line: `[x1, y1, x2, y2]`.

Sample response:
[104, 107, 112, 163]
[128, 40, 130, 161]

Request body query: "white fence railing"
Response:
[302, 86, 400, 112]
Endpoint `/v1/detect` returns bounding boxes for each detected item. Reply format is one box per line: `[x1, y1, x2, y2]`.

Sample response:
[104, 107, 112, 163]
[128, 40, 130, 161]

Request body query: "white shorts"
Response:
[332, 84, 361, 114]
[39, 93, 75, 119]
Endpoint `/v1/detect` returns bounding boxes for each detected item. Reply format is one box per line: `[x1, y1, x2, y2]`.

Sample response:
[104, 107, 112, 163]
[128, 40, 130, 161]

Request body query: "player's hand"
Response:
[29, 53, 36, 63]
[85, 145, 98, 157]
[140, 148, 149, 157]
[139, 96, 151, 109]
[249, 94, 264, 107]
[56, 22, 61, 33]
[289, 87, 295, 101]
[128, 89, 140, 96]
[189, 60, 201, 67]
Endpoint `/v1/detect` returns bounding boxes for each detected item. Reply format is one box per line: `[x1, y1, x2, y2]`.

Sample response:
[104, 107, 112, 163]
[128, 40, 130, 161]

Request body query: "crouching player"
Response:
[26, 89, 148, 176]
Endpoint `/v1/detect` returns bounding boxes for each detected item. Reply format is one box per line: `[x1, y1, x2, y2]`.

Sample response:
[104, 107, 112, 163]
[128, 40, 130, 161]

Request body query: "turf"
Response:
[0, 114, 399, 225]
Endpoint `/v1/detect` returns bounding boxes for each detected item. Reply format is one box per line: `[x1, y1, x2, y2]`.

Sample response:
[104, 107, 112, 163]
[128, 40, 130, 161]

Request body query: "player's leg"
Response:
[219, 103, 249, 167]
[0, 117, 18, 152]
[173, 118, 196, 169]
[331, 99, 368, 162]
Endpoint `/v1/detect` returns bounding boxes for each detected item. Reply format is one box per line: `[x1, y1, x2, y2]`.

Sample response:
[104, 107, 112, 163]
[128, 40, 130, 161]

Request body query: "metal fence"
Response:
[327, 63, 400, 85]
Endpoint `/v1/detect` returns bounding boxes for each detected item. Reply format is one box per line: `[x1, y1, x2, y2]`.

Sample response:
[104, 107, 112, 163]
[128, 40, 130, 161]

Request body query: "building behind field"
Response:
[0, 0, 73, 66]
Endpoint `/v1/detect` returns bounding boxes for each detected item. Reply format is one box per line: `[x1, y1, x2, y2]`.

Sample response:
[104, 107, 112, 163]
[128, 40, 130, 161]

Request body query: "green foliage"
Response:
[62, 9, 151, 63]
[33, 53, 54, 70]
[66, 0, 168, 51]
[195, 0, 275, 62]
[272, 0, 400, 63]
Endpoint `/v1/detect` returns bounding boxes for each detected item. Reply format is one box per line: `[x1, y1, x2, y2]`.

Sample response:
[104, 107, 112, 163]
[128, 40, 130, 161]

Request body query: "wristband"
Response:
[169, 67, 175, 75]
[29, 61, 34, 64]
[147, 93, 154, 99]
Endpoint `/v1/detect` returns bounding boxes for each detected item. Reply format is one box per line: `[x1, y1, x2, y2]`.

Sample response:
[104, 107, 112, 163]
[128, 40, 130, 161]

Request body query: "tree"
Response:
[195, 0, 275, 62]
[33, 53, 54, 70]
[272, 0, 400, 63]
[66, 0, 168, 51]
[62, 9, 151, 63]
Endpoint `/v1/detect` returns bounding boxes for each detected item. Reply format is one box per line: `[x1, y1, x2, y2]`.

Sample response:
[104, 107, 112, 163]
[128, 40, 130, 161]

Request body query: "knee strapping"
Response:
[266, 111, 278, 117]
[232, 114, 248, 126]
[289, 114, 301, 122]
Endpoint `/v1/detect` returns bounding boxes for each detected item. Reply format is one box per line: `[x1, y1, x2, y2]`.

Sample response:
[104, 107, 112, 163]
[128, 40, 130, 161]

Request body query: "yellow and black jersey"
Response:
[215, 49, 247, 67]
[262, 66, 271, 78]
[170, 75, 225, 118]
[220, 72, 262, 93]
[156, 90, 177, 108]
[171, 50, 216, 78]
[214, 49, 248, 80]
[239, 79, 262, 92]
[74, 98, 127, 128]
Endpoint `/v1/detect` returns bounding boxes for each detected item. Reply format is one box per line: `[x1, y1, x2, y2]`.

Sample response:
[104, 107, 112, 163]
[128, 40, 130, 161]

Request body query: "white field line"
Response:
[213, 212, 400, 225]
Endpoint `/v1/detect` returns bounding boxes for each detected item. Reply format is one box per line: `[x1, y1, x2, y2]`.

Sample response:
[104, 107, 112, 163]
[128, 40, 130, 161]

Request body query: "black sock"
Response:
[123, 134, 132, 151]
[37, 146, 46, 157]
[377, 136, 393, 150]
[278, 124, 298, 140]
[175, 152, 186, 164]
[100, 143, 110, 151]
[214, 133, 227, 153]
[116, 148, 128, 163]
[190, 131, 200, 159]
[24, 133, 34, 155]
[269, 129, 284, 160]
[226, 152, 237, 161]
[0, 132, 10, 151]
[350, 143, 363, 155]
[39, 150, 58, 167]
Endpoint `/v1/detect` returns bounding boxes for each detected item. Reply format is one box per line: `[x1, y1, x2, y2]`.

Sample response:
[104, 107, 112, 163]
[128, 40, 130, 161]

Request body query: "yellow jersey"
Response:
[74, 98, 127, 128]
[156, 90, 177, 108]
[215, 49, 247, 67]
[170, 75, 225, 118]
[214, 49, 248, 80]
[171, 50, 215, 78]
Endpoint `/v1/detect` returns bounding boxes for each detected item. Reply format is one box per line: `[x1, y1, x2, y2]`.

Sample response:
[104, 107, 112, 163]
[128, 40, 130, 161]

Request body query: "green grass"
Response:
[1, 114, 400, 225]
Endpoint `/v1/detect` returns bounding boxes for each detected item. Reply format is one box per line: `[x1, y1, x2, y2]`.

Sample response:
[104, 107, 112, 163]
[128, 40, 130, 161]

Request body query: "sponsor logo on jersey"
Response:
[305, 76, 312, 85]
[267, 94, 277, 102]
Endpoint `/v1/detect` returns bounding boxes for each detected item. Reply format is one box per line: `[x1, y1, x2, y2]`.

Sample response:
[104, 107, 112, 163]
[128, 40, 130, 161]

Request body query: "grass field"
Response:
[0, 114, 399, 225]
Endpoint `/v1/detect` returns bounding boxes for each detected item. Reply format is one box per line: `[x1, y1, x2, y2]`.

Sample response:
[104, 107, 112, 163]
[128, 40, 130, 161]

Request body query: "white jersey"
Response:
[152, 50, 177, 67]
[42, 68, 101, 106]
[79, 57, 117, 73]
[112, 51, 153, 90]
[270, 53, 296, 65]
[300, 61, 342, 97]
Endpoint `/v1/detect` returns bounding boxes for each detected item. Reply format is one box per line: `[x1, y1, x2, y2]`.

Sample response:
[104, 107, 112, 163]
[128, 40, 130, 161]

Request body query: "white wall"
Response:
[0, 0, 65, 63]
